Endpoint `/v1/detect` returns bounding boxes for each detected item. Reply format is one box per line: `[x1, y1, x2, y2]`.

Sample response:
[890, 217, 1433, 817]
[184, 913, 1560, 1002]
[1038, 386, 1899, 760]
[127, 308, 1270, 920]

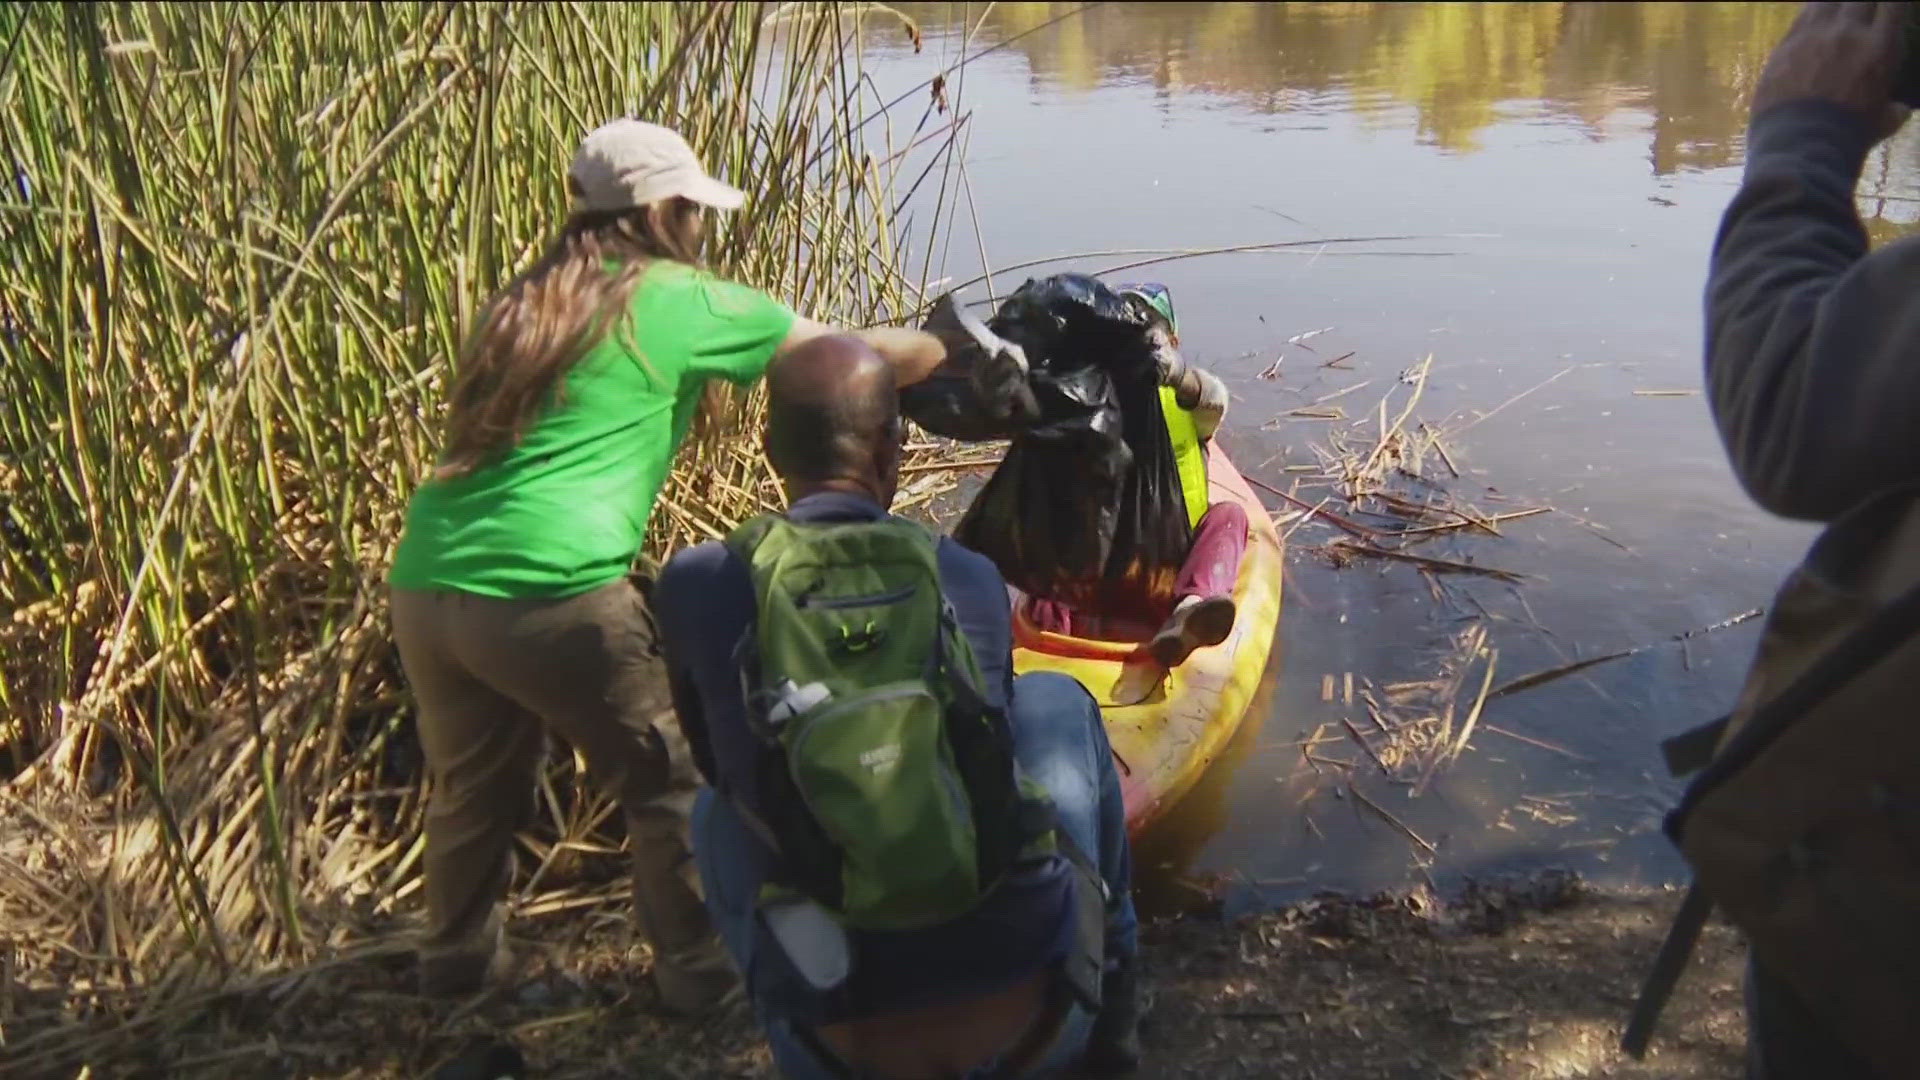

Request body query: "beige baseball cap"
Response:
[568, 118, 746, 213]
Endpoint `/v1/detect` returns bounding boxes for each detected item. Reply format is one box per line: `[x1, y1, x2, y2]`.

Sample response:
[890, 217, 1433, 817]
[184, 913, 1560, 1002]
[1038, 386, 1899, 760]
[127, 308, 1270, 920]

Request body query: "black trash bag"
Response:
[953, 274, 1194, 619]
[901, 294, 1042, 442]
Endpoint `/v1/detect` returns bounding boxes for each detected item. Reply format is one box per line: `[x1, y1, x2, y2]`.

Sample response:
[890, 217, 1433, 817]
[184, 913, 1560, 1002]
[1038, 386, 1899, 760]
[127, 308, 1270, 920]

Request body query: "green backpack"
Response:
[724, 512, 1051, 933]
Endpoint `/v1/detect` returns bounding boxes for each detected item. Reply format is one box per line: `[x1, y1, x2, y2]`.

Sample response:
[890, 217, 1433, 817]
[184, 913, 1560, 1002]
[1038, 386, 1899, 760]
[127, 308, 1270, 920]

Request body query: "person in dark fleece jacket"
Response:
[653, 335, 1141, 1080]
[1705, 4, 1916, 1077]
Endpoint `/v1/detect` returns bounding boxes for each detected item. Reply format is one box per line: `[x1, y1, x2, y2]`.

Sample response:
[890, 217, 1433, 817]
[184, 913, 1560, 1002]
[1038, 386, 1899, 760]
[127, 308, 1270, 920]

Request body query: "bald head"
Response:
[766, 334, 903, 504]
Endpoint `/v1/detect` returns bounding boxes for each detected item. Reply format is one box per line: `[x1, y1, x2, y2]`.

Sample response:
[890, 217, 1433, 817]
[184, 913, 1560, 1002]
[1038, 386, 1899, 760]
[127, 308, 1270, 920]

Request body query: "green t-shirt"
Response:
[389, 262, 796, 598]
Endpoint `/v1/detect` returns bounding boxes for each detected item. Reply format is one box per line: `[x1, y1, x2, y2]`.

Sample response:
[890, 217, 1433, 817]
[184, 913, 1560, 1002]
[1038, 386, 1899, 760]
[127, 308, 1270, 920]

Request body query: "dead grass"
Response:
[0, 876, 1747, 1079]
[0, 3, 986, 1072]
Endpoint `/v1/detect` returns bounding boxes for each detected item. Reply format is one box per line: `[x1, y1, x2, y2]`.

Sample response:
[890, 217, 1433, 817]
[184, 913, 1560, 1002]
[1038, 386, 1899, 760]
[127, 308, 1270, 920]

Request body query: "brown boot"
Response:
[418, 905, 516, 998]
[630, 797, 741, 1017]
[651, 934, 743, 1018]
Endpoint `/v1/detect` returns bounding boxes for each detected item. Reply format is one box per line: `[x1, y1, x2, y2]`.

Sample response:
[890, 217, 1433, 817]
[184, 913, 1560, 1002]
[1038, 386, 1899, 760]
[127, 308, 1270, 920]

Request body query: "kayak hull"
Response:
[1009, 441, 1284, 833]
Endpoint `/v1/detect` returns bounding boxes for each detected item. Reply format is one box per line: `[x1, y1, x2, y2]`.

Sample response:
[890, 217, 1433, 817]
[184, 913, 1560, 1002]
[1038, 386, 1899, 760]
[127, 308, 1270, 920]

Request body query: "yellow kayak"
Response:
[1009, 441, 1284, 832]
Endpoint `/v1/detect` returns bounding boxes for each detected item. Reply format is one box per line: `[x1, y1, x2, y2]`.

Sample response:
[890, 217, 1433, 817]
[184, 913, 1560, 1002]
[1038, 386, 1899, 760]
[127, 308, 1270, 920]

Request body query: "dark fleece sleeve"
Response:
[652, 543, 725, 786]
[1706, 100, 1920, 522]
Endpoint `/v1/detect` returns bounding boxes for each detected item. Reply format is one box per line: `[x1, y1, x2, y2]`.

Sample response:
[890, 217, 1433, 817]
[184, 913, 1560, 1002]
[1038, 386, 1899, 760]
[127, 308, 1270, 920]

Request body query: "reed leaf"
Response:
[0, 4, 955, 1068]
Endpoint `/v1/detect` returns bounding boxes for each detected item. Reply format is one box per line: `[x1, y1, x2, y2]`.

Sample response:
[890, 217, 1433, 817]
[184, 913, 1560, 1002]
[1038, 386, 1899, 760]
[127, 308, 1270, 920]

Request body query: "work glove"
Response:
[1147, 322, 1190, 390]
[922, 293, 1039, 428]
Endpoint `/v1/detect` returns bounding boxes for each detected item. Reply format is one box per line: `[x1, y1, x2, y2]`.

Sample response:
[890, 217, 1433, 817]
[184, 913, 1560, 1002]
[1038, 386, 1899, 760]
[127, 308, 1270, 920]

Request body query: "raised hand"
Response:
[1753, 2, 1911, 140]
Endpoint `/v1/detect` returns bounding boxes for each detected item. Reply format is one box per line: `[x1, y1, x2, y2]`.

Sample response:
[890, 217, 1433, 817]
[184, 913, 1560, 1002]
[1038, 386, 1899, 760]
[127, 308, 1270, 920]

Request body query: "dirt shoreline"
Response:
[5, 874, 1749, 1079]
[1135, 877, 1745, 1080]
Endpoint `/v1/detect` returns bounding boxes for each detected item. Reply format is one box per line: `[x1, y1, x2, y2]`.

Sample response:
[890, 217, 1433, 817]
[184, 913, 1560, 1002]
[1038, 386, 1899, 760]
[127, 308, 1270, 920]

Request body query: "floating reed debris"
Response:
[1326, 540, 1528, 583]
[1307, 622, 1501, 795]
[1347, 783, 1438, 856]
[1256, 346, 1715, 835]
[1486, 608, 1763, 701]
[1308, 603, 1763, 821]
[1341, 715, 1394, 779]
[1247, 350, 1556, 796]
[1313, 380, 1375, 405]
[1391, 506, 1550, 539]
[1452, 364, 1578, 436]
[1252, 351, 1555, 579]
[1482, 723, 1590, 761]
[1247, 475, 1382, 541]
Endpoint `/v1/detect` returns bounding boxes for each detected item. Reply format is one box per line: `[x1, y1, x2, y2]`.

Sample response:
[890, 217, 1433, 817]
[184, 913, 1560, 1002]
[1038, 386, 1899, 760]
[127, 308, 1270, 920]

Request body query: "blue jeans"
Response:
[692, 671, 1139, 1080]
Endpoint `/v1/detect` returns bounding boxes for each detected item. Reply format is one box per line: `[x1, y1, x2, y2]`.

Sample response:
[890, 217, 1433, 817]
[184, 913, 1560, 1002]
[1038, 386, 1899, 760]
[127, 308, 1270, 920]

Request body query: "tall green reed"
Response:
[0, 0, 945, 1020]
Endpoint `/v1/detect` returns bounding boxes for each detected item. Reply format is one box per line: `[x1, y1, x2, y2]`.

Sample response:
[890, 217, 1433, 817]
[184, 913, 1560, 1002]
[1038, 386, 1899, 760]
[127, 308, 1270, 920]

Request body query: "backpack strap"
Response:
[935, 599, 994, 720]
[1620, 883, 1714, 1059]
[722, 512, 794, 741]
[1046, 822, 1109, 1014]
[717, 512, 841, 899]
[721, 512, 783, 567]
[1630, 578, 1920, 1058]
[1670, 578, 1920, 836]
[1660, 715, 1730, 778]
[997, 790, 1109, 1012]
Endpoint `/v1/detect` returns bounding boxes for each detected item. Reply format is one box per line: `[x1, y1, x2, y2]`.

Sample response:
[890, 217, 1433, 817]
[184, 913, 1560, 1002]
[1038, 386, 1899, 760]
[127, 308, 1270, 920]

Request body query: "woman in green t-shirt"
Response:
[387, 119, 973, 1012]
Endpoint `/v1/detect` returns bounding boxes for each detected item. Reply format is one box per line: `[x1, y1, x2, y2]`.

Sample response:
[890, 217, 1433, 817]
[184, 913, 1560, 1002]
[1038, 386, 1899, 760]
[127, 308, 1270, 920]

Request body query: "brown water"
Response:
[862, 2, 1920, 910]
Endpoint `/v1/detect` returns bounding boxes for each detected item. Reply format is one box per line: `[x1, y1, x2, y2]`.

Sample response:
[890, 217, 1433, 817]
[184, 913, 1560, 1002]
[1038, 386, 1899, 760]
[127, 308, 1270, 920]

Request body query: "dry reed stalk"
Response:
[1347, 783, 1437, 857]
[1485, 608, 1762, 701]
[1326, 540, 1527, 582]
[1481, 724, 1591, 761]
[0, 3, 977, 1072]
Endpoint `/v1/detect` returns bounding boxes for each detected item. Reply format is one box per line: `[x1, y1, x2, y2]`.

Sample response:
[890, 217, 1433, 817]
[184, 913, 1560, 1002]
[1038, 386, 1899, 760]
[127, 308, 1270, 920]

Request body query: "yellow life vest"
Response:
[1158, 384, 1209, 529]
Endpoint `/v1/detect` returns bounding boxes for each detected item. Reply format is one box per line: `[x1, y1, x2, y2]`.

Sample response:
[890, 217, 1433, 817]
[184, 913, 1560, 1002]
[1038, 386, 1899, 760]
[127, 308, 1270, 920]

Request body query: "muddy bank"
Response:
[5, 875, 1748, 1079]
[1138, 877, 1745, 1080]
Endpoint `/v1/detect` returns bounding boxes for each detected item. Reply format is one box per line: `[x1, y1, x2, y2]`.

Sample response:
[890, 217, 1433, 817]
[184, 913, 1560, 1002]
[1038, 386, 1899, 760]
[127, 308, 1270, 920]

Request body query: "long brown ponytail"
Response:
[434, 196, 705, 480]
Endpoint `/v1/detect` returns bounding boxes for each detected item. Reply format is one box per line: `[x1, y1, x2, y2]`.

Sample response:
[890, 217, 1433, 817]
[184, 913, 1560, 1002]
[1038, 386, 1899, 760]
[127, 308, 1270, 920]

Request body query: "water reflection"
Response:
[870, 2, 1920, 903]
[906, 3, 1797, 171]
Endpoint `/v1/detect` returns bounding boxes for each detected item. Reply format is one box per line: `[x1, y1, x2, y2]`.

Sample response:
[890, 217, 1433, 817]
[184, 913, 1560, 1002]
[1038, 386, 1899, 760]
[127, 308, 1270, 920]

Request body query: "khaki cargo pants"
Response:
[389, 578, 733, 1012]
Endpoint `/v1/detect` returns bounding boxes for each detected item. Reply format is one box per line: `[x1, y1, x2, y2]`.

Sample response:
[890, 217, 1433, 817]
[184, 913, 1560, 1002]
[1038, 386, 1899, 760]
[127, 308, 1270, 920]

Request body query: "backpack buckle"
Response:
[835, 621, 885, 654]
